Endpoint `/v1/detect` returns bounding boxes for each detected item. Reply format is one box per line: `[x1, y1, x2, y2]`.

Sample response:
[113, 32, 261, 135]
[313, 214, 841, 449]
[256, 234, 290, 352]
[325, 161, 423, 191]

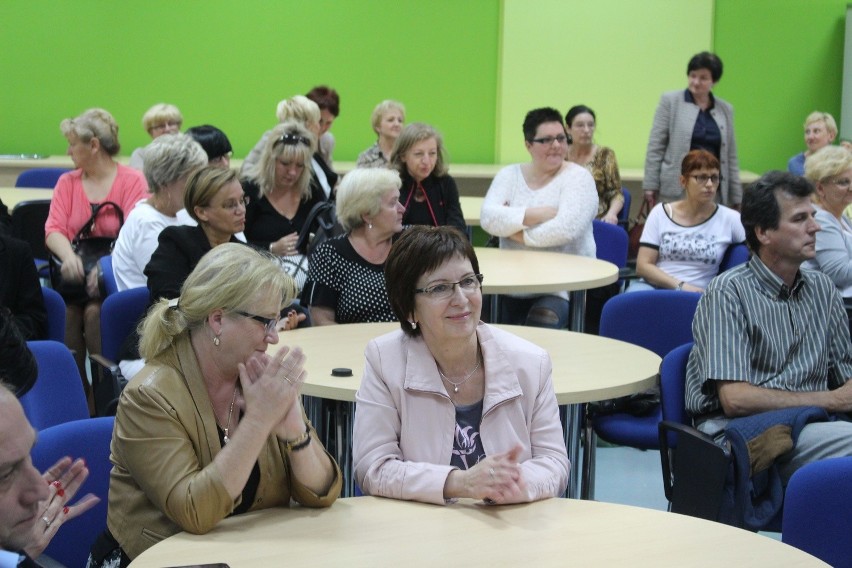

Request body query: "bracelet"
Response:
[282, 423, 312, 453]
[676, 281, 685, 291]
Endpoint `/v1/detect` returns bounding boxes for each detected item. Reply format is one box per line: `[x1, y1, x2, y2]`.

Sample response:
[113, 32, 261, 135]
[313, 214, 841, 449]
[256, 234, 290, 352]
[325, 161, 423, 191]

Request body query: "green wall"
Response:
[714, 0, 847, 174]
[1, 0, 847, 177]
[497, 0, 713, 166]
[0, 0, 499, 163]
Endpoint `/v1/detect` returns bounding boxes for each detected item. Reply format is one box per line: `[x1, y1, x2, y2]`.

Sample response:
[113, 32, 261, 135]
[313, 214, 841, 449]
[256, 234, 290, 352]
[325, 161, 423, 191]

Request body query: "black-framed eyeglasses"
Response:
[415, 274, 484, 300]
[236, 310, 279, 335]
[530, 135, 568, 146]
[691, 174, 721, 185]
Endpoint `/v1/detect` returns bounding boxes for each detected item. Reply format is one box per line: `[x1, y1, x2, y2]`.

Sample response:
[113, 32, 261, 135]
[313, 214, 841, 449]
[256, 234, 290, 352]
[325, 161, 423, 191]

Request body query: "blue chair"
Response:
[98, 255, 118, 298]
[41, 286, 66, 342]
[657, 342, 733, 522]
[783, 457, 852, 568]
[719, 243, 750, 273]
[20, 341, 89, 430]
[30, 417, 115, 568]
[90, 287, 149, 415]
[618, 187, 631, 228]
[582, 290, 701, 498]
[15, 167, 71, 188]
[592, 220, 628, 270]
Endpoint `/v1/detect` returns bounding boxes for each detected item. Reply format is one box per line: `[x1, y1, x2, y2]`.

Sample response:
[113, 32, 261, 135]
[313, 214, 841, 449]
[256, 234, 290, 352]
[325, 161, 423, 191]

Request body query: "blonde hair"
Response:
[142, 103, 183, 134]
[371, 100, 406, 135]
[183, 166, 241, 223]
[275, 95, 321, 128]
[143, 133, 207, 193]
[804, 111, 838, 139]
[805, 145, 852, 184]
[335, 168, 401, 231]
[389, 122, 448, 178]
[248, 121, 315, 199]
[60, 108, 121, 156]
[139, 243, 295, 361]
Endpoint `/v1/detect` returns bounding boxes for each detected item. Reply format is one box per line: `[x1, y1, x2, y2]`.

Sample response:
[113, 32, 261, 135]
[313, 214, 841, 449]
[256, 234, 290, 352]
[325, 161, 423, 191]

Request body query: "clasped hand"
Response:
[237, 346, 307, 438]
[460, 445, 527, 504]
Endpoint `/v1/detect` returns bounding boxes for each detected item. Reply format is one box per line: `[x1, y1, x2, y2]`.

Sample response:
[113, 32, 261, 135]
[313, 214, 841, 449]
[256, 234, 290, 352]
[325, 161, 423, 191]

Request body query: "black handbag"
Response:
[49, 201, 124, 303]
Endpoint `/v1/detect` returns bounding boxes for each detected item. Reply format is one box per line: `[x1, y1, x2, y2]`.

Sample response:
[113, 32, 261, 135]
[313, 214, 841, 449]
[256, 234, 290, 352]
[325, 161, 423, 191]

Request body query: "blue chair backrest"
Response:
[99, 255, 118, 297]
[618, 187, 631, 227]
[15, 167, 71, 188]
[783, 456, 852, 568]
[599, 290, 700, 358]
[31, 416, 115, 568]
[719, 243, 750, 273]
[40, 286, 66, 342]
[592, 219, 628, 269]
[659, 342, 694, 427]
[20, 341, 89, 430]
[100, 287, 149, 361]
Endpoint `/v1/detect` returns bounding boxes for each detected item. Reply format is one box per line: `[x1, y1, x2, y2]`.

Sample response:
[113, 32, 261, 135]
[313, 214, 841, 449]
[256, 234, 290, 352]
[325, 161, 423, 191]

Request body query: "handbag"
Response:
[627, 199, 651, 260]
[49, 201, 124, 303]
[278, 253, 309, 293]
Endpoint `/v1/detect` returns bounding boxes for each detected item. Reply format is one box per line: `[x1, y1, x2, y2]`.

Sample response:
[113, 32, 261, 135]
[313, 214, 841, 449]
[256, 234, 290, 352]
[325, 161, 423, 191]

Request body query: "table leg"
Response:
[569, 289, 587, 332]
[562, 403, 583, 499]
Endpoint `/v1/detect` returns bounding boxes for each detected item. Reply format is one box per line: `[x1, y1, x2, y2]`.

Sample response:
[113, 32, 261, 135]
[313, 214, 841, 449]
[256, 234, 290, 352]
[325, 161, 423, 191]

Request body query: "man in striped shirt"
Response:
[686, 171, 852, 482]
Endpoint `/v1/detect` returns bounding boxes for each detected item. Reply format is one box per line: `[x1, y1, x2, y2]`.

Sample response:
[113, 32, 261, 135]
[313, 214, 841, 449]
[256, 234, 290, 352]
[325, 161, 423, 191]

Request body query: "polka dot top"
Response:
[301, 235, 397, 324]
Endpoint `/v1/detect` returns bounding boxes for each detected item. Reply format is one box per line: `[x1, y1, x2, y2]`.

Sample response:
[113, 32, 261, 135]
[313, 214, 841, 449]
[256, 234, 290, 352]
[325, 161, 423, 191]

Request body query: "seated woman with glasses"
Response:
[631, 150, 745, 293]
[353, 226, 569, 505]
[802, 145, 852, 298]
[480, 107, 597, 328]
[243, 121, 327, 292]
[89, 244, 341, 567]
[301, 168, 404, 326]
[128, 103, 183, 171]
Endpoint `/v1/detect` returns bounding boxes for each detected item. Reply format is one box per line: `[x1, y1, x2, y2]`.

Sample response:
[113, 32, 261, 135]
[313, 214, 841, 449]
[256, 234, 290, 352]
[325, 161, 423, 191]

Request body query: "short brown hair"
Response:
[681, 149, 720, 175]
[385, 226, 480, 337]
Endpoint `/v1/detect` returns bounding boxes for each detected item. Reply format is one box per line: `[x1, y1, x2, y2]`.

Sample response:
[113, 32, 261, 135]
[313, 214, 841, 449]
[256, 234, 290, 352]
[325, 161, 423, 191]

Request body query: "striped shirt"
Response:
[685, 255, 852, 417]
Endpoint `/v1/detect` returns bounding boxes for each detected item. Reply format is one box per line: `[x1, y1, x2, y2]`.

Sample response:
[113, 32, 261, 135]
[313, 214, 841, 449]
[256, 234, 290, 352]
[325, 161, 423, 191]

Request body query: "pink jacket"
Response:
[353, 323, 569, 504]
[45, 164, 148, 241]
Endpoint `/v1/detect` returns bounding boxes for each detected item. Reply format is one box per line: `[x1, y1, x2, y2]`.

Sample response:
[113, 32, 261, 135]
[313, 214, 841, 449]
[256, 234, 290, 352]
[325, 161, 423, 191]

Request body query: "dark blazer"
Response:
[0, 234, 47, 340]
[398, 171, 466, 235]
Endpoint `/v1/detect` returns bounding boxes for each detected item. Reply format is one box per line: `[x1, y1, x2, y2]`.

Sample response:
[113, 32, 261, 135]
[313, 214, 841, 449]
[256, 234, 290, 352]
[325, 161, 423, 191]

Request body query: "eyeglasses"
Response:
[236, 310, 279, 335]
[218, 195, 250, 212]
[691, 174, 721, 186]
[530, 135, 568, 146]
[415, 274, 484, 300]
[827, 177, 852, 190]
[150, 120, 182, 133]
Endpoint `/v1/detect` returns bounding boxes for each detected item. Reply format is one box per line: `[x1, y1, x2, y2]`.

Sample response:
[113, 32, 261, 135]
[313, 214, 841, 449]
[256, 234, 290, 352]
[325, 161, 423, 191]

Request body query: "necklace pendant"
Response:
[223, 433, 230, 444]
[453, 386, 459, 393]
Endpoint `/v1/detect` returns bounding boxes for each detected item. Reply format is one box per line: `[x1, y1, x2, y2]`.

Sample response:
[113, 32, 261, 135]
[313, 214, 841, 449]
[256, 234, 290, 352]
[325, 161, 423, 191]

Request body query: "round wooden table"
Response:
[129, 497, 826, 567]
[473, 247, 618, 332]
[274, 322, 660, 499]
[0, 187, 54, 208]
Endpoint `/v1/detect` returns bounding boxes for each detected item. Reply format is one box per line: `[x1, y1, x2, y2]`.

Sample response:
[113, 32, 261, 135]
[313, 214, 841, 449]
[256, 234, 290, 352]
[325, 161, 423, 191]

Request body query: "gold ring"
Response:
[284, 376, 294, 385]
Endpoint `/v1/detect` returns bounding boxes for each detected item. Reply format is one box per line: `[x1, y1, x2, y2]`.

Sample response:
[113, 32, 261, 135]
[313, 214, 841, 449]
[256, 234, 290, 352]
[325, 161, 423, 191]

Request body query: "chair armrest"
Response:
[659, 420, 731, 521]
[88, 354, 125, 416]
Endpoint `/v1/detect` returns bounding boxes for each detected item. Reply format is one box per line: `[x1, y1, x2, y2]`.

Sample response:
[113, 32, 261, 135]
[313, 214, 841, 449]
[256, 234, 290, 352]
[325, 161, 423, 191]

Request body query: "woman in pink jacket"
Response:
[45, 108, 148, 408]
[353, 226, 569, 504]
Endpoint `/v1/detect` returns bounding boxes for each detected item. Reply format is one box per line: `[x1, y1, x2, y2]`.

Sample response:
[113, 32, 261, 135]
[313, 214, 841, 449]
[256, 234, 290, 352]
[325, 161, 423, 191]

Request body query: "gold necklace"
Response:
[218, 386, 239, 444]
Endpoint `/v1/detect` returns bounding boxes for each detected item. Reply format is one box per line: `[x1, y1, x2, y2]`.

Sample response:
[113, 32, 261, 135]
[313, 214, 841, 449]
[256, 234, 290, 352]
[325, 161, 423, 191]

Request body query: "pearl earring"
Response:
[409, 321, 417, 330]
[213, 335, 221, 346]
[368, 222, 373, 230]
